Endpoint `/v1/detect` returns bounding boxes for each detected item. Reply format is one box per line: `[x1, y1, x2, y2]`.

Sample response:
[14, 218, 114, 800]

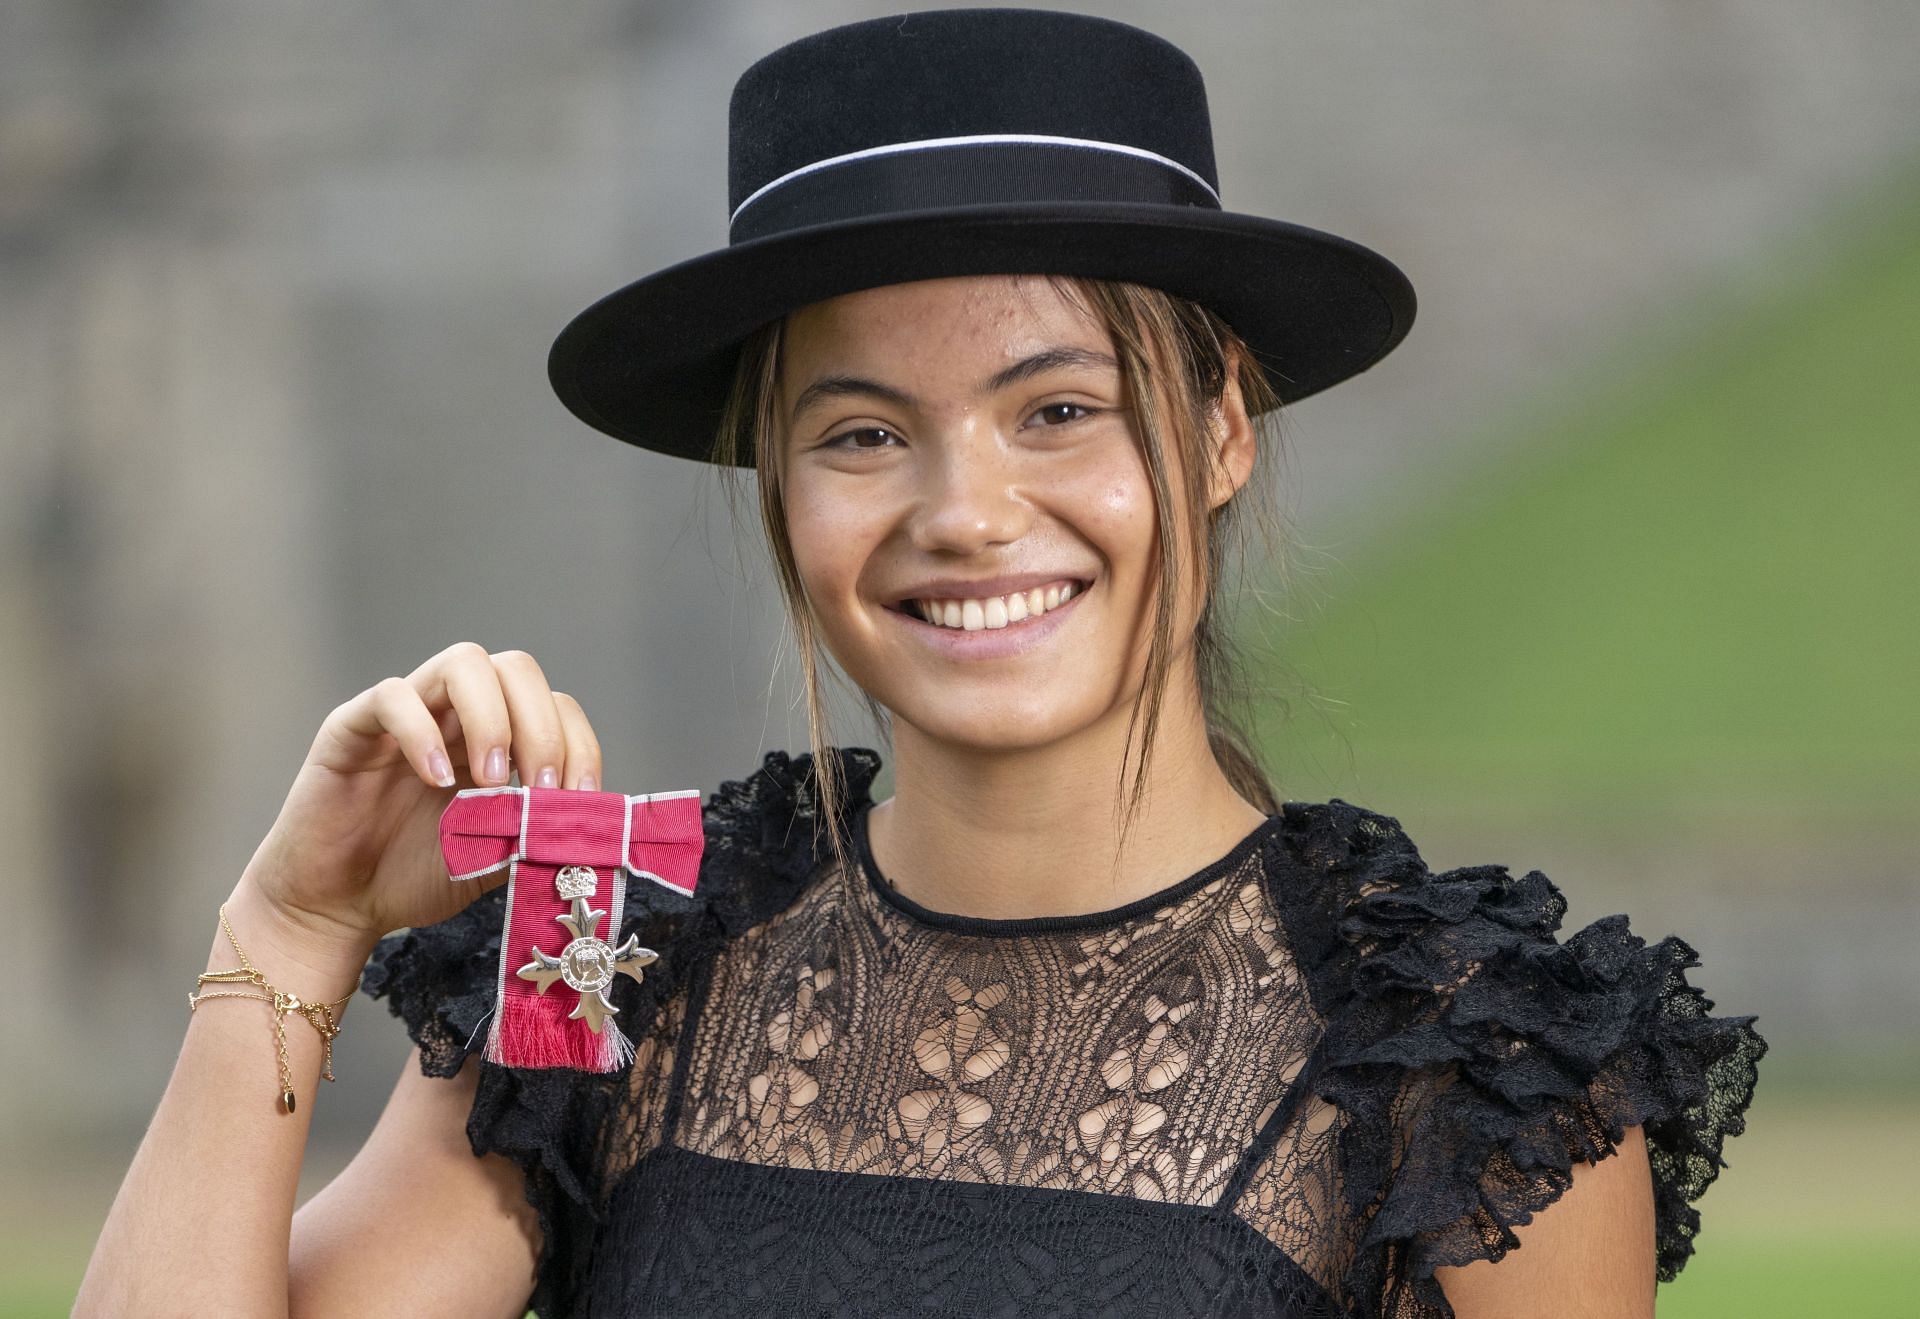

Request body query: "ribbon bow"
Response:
[439, 785, 704, 1071]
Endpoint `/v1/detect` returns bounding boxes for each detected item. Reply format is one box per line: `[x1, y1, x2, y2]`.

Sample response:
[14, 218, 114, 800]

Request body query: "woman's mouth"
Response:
[882, 576, 1092, 657]
[897, 578, 1088, 631]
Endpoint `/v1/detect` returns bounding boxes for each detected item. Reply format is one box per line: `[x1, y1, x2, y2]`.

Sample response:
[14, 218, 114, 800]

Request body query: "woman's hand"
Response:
[240, 642, 606, 947]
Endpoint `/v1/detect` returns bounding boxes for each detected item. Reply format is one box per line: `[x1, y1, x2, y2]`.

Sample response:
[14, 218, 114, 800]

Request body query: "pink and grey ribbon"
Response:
[438, 785, 704, 1072]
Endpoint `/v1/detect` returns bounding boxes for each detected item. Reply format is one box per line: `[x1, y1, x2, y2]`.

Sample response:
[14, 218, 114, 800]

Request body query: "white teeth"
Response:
[913, 581, 1085, 630]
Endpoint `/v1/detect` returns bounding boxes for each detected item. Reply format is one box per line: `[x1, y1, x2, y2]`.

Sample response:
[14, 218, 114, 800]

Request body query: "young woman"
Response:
[81, 10, 1763, 1317]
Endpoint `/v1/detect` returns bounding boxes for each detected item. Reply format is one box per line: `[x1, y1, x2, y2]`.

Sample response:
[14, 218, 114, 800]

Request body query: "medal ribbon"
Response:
[439, 785, 704, 1071]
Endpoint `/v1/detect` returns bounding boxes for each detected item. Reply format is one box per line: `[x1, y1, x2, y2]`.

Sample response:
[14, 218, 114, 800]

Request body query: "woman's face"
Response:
[774, 274, 1250, 754]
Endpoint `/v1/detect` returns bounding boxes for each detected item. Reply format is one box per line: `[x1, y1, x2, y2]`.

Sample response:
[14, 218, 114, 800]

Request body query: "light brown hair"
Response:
[711, 275, 1298, 883]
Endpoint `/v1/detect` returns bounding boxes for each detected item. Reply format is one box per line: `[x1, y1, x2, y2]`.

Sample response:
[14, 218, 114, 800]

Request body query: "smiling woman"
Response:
[712, 273, 1289, 896]
[80, 9, 1762, 1319]
[347, 11, 1756, 1319]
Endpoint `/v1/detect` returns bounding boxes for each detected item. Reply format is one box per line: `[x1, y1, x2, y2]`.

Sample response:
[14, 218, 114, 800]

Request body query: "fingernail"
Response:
[486, 747, 507, 782]
[428, 749, 454, 787]
[537, 766, 558, 788]
[579, 773, 598, 792]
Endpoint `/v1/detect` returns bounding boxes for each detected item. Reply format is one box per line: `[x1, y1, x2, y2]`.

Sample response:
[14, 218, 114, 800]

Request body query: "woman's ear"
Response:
[1207, 349, 1258, 511]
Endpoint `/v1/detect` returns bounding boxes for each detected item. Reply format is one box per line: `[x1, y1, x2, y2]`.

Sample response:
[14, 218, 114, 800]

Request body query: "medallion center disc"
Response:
[559, 938, 616, 993]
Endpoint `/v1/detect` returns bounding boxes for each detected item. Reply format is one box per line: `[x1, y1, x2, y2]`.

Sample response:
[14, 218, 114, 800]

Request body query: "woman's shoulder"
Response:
[687, 743, 884, 930]
[1262, 795, 1767, 1315]
[1268, 794, 1699, 999]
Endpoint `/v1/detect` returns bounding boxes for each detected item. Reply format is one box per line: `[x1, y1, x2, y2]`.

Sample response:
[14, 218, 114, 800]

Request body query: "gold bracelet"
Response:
[188, 902, 355, 1114]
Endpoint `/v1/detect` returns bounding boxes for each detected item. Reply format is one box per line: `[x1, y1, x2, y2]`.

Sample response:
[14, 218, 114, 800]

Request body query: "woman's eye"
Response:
[824, 427, 901, 451]
[1031, 402, 1093, 426]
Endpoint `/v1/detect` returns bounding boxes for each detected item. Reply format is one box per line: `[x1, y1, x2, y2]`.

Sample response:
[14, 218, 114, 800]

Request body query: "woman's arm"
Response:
[76, 875, 539, 1317]
[288, 1051, 538, 1316]
[79, 643, 601, 1314]
[1435, 1125, 1658, 1319]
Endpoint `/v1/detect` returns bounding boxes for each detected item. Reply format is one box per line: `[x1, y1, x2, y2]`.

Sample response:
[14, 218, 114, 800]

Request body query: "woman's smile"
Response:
[882, 576, 1093, 659]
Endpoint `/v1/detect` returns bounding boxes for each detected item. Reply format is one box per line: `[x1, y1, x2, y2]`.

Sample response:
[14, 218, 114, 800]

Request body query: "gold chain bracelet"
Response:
[188, 902, 355, 1114]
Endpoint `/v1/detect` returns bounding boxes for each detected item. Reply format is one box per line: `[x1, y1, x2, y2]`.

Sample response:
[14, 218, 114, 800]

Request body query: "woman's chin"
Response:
[884, 705, 1092, 755]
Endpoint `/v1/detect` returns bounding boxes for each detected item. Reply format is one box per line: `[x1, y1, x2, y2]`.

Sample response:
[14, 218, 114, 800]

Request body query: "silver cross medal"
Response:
[515, 865, 659, 1032]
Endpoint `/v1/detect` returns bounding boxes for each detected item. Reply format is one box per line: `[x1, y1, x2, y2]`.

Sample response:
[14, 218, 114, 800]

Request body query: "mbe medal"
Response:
[437, 784, 704, 1072]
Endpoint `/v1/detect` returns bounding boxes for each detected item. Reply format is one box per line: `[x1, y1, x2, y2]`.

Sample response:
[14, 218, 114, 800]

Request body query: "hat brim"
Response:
[547, 200, 1415, 466]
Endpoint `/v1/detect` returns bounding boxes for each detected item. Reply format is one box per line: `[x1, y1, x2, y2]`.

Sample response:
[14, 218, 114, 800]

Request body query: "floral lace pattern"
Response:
[362, 746, 1765, 1318]
[676, 812, 1333, 1255]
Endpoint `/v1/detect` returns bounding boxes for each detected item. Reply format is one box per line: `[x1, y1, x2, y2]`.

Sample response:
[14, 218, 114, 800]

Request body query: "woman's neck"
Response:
[867, 681, 1271, 921]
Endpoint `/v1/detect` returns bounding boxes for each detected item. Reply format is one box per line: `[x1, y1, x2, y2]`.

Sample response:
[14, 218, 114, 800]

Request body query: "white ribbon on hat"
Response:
[729, 132, 1223, 228]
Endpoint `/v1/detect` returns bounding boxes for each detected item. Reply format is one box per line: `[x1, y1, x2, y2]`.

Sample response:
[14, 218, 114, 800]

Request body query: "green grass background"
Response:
[1659, 1239, 1911, 1319]
[1249, 167, 1920, 835]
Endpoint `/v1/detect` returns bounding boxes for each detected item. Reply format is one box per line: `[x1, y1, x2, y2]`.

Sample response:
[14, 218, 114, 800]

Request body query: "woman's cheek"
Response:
[1076, 460, 1172, 679]
[1066, 423, 1157, 543]
[1068, 462, 1156, 590]
[787, 476, 865, 575]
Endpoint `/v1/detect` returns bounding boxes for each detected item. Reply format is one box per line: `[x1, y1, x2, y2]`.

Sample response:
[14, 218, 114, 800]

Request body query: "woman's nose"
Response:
[908, 431, 1031, 554]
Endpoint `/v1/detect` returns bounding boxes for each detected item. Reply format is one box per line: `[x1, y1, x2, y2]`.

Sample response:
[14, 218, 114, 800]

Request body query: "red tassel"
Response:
[485, 989, 633, 1071]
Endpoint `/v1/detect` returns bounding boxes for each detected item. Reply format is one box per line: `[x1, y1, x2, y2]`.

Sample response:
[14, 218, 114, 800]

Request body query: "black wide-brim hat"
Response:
[549, 7, 1416, 467]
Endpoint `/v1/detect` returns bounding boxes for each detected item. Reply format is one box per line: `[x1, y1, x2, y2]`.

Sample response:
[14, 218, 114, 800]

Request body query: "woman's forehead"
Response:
[781, 275, 1109, 372]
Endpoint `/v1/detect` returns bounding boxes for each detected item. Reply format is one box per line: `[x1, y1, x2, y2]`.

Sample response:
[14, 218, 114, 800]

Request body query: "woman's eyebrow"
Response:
[788, 346, 1120, 422]
[983, 345, 1120, 394]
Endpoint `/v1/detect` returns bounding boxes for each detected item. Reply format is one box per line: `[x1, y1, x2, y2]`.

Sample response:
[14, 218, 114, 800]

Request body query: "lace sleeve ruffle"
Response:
[1281, 800, 1766, 1319]
[358, 744, 884, 1317]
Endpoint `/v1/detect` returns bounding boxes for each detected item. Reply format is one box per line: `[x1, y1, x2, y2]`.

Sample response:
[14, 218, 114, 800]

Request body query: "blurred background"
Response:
[3, 1, 1915, 1313]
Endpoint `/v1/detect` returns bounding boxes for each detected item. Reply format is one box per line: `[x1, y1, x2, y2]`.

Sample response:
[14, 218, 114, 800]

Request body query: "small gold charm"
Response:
[516, 897, 659, 1033]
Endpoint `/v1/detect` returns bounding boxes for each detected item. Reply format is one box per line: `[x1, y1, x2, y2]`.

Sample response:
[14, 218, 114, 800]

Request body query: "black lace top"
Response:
[361, 747, 1764, 1318]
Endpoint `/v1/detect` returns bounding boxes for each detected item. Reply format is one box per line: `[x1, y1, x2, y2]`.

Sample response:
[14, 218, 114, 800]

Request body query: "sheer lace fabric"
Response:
[674, 804, 1349, 1302]
[362, 747, 1764, 1318]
